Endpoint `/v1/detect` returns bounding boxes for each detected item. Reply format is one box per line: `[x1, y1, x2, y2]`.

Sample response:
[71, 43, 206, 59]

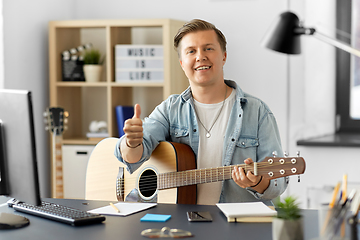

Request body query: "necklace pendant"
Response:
[206, 132, 211, 138]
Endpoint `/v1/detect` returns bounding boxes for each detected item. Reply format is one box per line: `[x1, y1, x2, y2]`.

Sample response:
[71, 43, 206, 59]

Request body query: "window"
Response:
[336, 0, 360, 132]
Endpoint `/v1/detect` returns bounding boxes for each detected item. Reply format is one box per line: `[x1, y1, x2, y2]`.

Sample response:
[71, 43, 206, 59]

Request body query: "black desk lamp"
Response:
[262, 11, 360, 57]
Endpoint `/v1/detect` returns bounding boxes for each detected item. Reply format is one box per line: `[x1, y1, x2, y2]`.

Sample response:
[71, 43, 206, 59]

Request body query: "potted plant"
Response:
[82, 49, 104, 82]
[272, 196, 303, 240]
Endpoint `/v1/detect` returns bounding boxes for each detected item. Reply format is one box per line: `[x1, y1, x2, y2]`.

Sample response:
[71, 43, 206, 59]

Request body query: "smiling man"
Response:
[115, 19, 287, 205]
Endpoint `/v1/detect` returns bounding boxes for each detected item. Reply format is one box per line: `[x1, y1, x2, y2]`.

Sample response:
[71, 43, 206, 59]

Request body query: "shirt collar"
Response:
[181, 79, 248, 104]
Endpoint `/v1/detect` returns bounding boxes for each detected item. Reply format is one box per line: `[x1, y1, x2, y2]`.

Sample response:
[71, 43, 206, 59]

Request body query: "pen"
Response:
[340, 174, 348, 238]
[110, 202, 120, 213]
[321, 182, 341, 236]
[342, 174, 347, 203]
[329, 182, 341, 208]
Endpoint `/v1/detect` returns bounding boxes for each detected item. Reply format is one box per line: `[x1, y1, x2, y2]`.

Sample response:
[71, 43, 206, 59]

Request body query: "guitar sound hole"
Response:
[139, 169, 157, 198]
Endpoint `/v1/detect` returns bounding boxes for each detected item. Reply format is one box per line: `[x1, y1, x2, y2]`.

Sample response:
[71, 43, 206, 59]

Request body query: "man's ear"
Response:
[222, 52, 227, 65]
[179, 59, 184, 70]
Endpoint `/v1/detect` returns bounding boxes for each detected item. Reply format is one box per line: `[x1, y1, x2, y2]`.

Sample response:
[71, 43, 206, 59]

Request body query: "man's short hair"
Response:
[174, 19, 227, 57]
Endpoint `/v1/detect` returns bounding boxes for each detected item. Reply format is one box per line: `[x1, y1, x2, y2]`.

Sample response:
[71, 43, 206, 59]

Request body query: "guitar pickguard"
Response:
[125, 188, 158, 203]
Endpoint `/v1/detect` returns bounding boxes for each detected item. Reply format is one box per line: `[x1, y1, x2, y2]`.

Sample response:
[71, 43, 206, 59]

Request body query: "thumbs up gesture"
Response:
[123, 104, 143, 148]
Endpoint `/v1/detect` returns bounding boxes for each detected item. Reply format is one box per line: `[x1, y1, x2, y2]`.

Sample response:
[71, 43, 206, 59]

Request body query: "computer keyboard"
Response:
[7, 199, 106, 226]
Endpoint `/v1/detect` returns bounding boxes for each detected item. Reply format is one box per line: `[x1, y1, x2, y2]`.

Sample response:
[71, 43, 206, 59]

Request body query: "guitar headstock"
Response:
[259, 154, 306, 180]
[44, 107, 69, 136]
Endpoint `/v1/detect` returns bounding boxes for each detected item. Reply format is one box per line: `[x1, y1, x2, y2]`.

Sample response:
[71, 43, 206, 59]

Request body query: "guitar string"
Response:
[120, 161, 299, 184]
[117, 161, 300, 184]
[117, 162, 300, 192]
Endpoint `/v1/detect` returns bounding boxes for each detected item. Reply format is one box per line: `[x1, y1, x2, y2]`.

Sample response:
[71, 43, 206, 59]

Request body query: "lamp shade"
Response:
[262, 12, 303, 54]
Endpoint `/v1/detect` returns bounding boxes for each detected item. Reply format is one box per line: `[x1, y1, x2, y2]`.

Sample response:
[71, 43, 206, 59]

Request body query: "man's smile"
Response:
[195, 65, 212, 71]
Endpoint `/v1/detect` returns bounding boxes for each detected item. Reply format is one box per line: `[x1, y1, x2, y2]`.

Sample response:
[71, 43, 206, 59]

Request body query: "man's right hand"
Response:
[123, 104, 143, 148]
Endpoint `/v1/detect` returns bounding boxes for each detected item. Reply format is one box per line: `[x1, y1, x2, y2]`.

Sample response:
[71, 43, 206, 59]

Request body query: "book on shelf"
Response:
[115, 105, 134, 137]
[86, 132, 109, 139]
[115, 44, 164, 82]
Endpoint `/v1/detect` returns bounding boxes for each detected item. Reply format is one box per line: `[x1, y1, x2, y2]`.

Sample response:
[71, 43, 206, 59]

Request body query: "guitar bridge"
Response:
[116, 167, 124, 201]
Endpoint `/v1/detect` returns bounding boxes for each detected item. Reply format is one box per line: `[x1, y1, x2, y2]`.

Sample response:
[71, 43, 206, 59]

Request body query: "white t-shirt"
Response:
[194, 89, 236, 205]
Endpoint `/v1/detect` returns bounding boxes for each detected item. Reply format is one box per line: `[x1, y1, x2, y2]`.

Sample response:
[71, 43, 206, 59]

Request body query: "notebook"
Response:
[216, 202, 277, 222]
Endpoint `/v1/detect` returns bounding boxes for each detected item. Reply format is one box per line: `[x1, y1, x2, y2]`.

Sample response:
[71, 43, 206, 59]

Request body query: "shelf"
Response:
[49, 18, 187, 144]
[56, 82, 109, 87]
[111, 81, 164, 87]
[48, 18, 188, 199]
[297, 132, 360, 147]
[62, 138, 104, 146]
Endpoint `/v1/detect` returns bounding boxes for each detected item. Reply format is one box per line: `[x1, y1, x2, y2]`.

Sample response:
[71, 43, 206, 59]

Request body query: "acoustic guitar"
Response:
[44, 107, 68, 198]
[89, 138, 306, 204]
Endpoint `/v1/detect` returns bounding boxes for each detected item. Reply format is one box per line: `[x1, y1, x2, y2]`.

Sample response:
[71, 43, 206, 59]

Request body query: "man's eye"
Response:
[206, 48, 213, 51]
[187, 50, 194, 54]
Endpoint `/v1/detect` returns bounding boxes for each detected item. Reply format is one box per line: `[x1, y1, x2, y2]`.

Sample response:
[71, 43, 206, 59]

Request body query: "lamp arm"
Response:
[313, 31, 360, 58]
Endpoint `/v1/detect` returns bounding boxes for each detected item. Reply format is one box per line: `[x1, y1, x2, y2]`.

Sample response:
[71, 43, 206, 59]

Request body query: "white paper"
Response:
[89, 202, 157, 216]
[216, 202, 277, 218]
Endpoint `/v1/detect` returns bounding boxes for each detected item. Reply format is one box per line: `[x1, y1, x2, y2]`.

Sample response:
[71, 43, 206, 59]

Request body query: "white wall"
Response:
[2, 0, 76, 197]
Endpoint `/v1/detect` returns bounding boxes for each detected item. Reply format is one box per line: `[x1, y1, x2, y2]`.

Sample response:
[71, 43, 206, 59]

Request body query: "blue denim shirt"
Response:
[115, 80, 287, 205]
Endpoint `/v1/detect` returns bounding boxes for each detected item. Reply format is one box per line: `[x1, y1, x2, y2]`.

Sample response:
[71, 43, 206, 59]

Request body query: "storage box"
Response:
[115, 45, 164, 82]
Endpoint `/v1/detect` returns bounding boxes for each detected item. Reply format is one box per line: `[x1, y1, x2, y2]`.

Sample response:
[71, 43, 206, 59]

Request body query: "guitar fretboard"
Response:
[52, 135, 64, 198]
[158, 163, 253, 190]
[156, 156, 304, 190]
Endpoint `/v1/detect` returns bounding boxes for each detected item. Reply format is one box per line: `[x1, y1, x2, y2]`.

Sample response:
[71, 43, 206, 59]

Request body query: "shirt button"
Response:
[231, 138, 235, 142]
[239, 114, 242, 117]
[193, 129, 197, 132]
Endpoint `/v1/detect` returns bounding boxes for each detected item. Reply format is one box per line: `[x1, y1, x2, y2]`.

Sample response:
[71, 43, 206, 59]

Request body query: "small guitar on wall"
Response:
[44, 107, 69, 199]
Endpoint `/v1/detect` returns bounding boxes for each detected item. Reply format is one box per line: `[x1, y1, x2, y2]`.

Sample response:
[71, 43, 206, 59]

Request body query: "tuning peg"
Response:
[272, 151, 277, 157]
[43, 111, 48, 117]
[64, 126, 68, 131]
[298, 175, 301, 182]
[64, 118, 68, 124]
[274, 179, 277, 186]
[284, 151, 288, 157]
[296, 151, 300, 157]
[64, 111, 69, 118]
[45, 126, 49, 131]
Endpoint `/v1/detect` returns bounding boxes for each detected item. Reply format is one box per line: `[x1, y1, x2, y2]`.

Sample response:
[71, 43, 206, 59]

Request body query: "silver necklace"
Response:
[192, 86, 227, 138]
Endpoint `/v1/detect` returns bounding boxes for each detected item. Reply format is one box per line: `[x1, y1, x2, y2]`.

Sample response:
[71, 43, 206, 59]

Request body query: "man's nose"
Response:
[196, 50, 207, 61]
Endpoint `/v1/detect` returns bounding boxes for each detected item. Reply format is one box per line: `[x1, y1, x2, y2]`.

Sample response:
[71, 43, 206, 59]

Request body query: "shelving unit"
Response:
[48, 19, 188, 145]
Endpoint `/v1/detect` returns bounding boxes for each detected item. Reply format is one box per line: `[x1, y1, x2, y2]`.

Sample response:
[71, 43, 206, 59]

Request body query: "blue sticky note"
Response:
[140, 213, 171, 222]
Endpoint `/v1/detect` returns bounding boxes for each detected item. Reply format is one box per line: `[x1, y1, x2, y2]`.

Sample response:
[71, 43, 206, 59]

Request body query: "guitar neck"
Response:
[157, 155, 305, 190]
[52, 135, 64, 198]
[158, 163, 249, 190]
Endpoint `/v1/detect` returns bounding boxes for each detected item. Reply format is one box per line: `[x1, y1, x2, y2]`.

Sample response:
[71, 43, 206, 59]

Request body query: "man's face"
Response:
[179, 30, 227, 88]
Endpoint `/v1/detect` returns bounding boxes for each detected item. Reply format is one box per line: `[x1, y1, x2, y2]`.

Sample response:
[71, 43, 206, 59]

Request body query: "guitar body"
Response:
[86, 138, 197, 204]
[123, 141, 196, 204]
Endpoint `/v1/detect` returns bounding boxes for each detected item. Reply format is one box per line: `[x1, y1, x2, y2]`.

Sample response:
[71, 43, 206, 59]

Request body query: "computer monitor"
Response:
[0, 89, 41, 229]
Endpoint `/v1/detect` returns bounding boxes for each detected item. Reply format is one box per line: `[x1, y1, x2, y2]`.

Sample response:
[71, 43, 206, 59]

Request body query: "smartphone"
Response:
[186, 211, 213, 222]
